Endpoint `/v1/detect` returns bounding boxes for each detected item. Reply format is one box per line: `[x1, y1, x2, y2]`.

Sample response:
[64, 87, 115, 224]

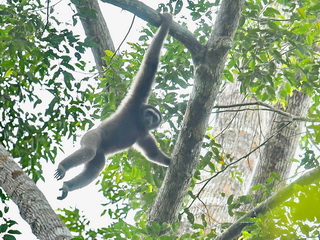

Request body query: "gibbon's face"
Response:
[142, 107, 162, 130]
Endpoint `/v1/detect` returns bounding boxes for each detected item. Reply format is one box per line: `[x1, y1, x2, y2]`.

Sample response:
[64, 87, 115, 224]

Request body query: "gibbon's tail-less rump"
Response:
[54, 13, 173, 200]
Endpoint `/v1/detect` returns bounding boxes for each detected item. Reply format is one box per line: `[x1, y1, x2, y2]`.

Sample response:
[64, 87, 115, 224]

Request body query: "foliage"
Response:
[232, 0, 320, 103]
[0, 190, 21, 240]
[59, 206, 218, 240]
[0, 0, 95, 181]
[58, 207, 89, 237]
[242, 183, 320, 239]
[1, 0, 320, 239]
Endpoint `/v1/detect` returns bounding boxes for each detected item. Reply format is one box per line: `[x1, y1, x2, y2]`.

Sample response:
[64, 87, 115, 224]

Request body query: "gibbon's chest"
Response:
[99, 113, 144, 151]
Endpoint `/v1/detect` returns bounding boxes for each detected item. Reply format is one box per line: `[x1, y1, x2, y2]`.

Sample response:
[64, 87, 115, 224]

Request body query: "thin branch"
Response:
[187, 121, 292, 209]
[215, 166, 320, 240]
[39, 0, 50, 36]
[213, 107, 274, 114]
[214, 101, 319, 122]
[101, 14, 136, 78]
[100, 0, 203, 56]
[214, 95, 248, 139]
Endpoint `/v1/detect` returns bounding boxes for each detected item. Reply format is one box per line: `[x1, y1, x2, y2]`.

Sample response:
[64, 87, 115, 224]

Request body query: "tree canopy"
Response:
[0, 0, 319, 239]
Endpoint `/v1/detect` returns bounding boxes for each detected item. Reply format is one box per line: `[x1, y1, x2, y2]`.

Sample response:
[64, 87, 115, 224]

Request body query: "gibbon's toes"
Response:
[57, 186, 68, 200]
[54, 168, 65, 180]
[158, 157, 171, 167]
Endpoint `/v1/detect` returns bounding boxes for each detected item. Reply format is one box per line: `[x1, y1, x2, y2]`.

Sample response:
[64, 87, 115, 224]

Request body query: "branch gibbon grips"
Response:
[54, 13, 173, 200]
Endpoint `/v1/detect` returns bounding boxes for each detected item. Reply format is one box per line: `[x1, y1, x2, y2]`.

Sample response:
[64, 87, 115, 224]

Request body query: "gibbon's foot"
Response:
[57, 183, 69, 200]
[54, 167, 65, 180]
[165, 158, 171, 167]
[161, 157, 171, 167]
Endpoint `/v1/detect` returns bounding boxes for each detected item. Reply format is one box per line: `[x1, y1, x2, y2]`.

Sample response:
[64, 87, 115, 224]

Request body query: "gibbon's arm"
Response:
[127, 13, 172, 104]
[135, 133, 171, 167]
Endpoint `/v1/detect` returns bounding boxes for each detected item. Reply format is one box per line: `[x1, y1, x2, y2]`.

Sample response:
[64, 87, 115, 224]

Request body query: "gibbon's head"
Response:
[142, 105, 162, 130]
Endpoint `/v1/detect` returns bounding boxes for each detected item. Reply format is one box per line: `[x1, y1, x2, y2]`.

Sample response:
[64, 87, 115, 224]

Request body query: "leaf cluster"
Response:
[242, 183, 320, 239]
[228, 0, 320, 103]
[0, 190, 21, 240]
[0, 0, 95, 181]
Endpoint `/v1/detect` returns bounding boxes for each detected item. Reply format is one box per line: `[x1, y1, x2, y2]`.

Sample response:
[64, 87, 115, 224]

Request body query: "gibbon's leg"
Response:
[54, 147, 97, 180]
[54, 130, 101, 180]
[135, 133, 171, 167]
[57, 151, 106, 200]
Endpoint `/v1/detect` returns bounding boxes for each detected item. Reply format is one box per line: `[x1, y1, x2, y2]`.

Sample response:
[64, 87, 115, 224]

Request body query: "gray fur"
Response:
[54, 13, 173, 200]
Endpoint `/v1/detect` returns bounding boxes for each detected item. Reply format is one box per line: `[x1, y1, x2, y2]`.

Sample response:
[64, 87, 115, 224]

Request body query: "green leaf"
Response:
[191, 223, 204, 229]
[297, 8, 306, 19]
[187, 211, 195, 224]
[4, 68, 13, 78]
[0, 224, 8, 233]
[105, 49, 114, 57]
[3, 235, 16, 240]
[63, 71, 74, 90]
[174, 0, 183, 14]
[251, 184, 262, 191]
[263, 7, 280, 17]
[7, 230, 21, 235]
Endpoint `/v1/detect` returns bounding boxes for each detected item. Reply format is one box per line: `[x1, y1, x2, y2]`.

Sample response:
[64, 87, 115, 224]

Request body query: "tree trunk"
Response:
[180, 81, 271, 231]
[249, 91, 310, 203]
[0, 144, 72, 240]
[74, 0, 115, 73]
[148, 0, 246, 226]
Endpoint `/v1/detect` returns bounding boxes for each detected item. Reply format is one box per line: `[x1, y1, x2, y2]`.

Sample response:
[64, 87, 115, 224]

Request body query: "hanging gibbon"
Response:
[54, 13, 173, 200]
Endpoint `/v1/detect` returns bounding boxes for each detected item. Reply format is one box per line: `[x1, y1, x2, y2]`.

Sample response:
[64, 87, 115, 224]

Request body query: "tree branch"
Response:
[0, 144, 72, 240]
[74, 0, 115, 73]
[216, 166, 320, 240]
[187, 121, 292, 209]
[214, 101, 319, 122]
[99, 0, 203, 56]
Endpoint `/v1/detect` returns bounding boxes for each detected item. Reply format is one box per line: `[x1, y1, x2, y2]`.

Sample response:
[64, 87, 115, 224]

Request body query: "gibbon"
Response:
[54, 13, 173, 200]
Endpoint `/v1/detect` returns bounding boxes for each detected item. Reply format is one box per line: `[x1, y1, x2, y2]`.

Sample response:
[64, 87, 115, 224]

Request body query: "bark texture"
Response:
[181, 81, 271, 230]
[75, 0, 115, 73]
[249, 91, 310, 203]
[147, 0, 246, 225]
[0, 144, 72, 240]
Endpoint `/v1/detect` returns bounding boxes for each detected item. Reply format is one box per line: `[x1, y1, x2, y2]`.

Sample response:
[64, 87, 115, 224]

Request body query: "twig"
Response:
[215, 166, 320, 240]
[187, 121, 292, 209]
[214, 101, 318, 122]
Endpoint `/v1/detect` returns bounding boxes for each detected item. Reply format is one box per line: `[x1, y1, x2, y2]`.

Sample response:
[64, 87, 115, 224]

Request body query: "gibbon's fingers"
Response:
[56, 152, 106, 200]
[57, 184, 69, 200]
[54, 167, 65, 180]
